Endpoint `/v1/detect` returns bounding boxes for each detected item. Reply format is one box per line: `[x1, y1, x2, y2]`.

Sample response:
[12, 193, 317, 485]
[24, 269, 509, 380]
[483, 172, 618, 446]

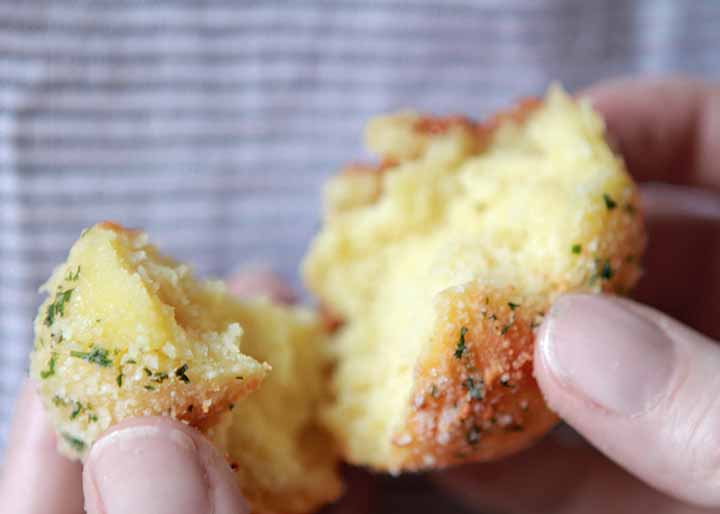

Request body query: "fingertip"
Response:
[1, 379, 84, 514]
[84, 417, 248, 514]
[534, 294, 720, 507]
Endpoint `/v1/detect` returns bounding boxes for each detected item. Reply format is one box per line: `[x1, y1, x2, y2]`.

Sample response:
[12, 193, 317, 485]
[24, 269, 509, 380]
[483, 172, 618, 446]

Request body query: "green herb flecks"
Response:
[116, 373, 123, 387]
[65, 266, 81, 282]
[430, 384, 440, 398]
[464, 377, 484, 400]
[600, 260, 613, 280]
[70, 401, 83, 420]
[500, 322, 513, 336]
[175, 364, 190, 384]
[44, 289, 74, 326]
[508, 302, 519, 311]
[571, 244, 582, 254]
[454, 327, 468, 359]
[143, 369, 168, 383]
[40, 353, 57, 379]
[70, 346, 113, 367]
[62, 433, 86, 452]
[466, 425, 481, 445]
[144, 385, 156, 391]
[590, 259, 614, 285]
[603, 193, 617, 210]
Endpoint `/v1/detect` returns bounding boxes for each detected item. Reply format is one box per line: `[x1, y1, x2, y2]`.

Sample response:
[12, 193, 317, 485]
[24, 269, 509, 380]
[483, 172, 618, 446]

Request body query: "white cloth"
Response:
[1, 0, 719, 450]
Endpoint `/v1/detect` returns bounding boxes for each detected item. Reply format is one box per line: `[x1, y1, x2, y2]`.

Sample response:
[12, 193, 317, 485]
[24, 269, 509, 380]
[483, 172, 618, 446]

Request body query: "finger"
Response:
[582, 76, 720, 190]
[431, 433, 711, 514]
[0, 380, 83, 514]
[633, 184, 720, 338]
[83, 417, 248, 514]
[536, 294, 720, 508]
[226, 267, 298, 304]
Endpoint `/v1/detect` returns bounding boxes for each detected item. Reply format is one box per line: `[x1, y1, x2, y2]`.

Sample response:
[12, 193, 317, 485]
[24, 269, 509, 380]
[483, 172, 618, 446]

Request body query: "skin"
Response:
[1, 77, 718, 514]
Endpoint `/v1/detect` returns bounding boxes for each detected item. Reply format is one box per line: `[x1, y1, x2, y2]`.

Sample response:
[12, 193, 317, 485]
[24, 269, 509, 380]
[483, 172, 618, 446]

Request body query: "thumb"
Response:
[535, 294, 720, 508]
[83, 417, 248, 514]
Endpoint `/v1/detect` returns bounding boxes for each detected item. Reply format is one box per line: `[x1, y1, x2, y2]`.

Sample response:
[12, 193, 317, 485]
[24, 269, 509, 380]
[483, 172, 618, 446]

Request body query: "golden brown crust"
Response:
[339, 97, 543, 186]
[395, 187, 646, 470]
[96, 220, 141, 235]
[158, 376, 264, 430]
[400, 286, 557, 469]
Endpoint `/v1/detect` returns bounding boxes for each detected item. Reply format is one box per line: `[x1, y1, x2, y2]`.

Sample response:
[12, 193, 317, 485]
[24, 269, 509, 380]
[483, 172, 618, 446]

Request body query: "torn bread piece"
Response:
[30, 223, 342, 514]
[31, 222, 268, 457]
[303, 86, 646, 473]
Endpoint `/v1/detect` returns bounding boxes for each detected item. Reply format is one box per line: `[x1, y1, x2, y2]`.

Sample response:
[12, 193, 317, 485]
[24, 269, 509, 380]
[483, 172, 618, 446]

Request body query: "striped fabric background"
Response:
[1, 0, 718, 454]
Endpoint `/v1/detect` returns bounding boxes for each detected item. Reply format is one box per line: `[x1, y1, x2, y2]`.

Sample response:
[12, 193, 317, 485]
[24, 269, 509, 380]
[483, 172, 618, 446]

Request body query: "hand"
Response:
[432, 77, 720, 513]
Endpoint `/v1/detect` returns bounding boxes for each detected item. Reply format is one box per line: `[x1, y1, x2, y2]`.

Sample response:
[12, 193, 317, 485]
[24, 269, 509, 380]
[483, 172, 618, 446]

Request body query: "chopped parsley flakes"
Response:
[464, 377, 484, 400]
[466, 425, 480, 445]
[500, 322, 513, 335]
[175, 364, 190, 384]
[430, 384, 440, 398]
[571, 244, 582, 254]
[508, 302, 519, 310]
[62, 432, 86, 452]
[590, 259, 614, 285]
[116, 373, 123, 387]
[70, 401, 83, 420]
[454, 327, 468, 359]
[65, 266, 81, 282]
[40, 353, 57, 379]
[70, 346, 113, 367]
[44, 288, 74, 326]
[143, 369, 169, 383]
[600, 260, 614, 280]
[603, 193, 617, 210]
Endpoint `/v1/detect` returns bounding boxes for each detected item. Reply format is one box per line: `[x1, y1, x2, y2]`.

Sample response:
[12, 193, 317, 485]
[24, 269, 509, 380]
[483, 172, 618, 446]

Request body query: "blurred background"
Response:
[1, 1, 718, 509]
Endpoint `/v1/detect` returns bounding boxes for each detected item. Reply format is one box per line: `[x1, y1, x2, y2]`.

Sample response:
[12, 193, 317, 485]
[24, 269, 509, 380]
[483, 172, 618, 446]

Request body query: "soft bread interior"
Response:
[207, 300, 343, 514]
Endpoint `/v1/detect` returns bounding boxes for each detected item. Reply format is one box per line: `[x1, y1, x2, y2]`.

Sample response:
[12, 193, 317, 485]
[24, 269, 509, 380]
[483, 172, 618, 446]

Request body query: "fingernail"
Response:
[86, 425, 211, 514]
[539, 295, 675, 415]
